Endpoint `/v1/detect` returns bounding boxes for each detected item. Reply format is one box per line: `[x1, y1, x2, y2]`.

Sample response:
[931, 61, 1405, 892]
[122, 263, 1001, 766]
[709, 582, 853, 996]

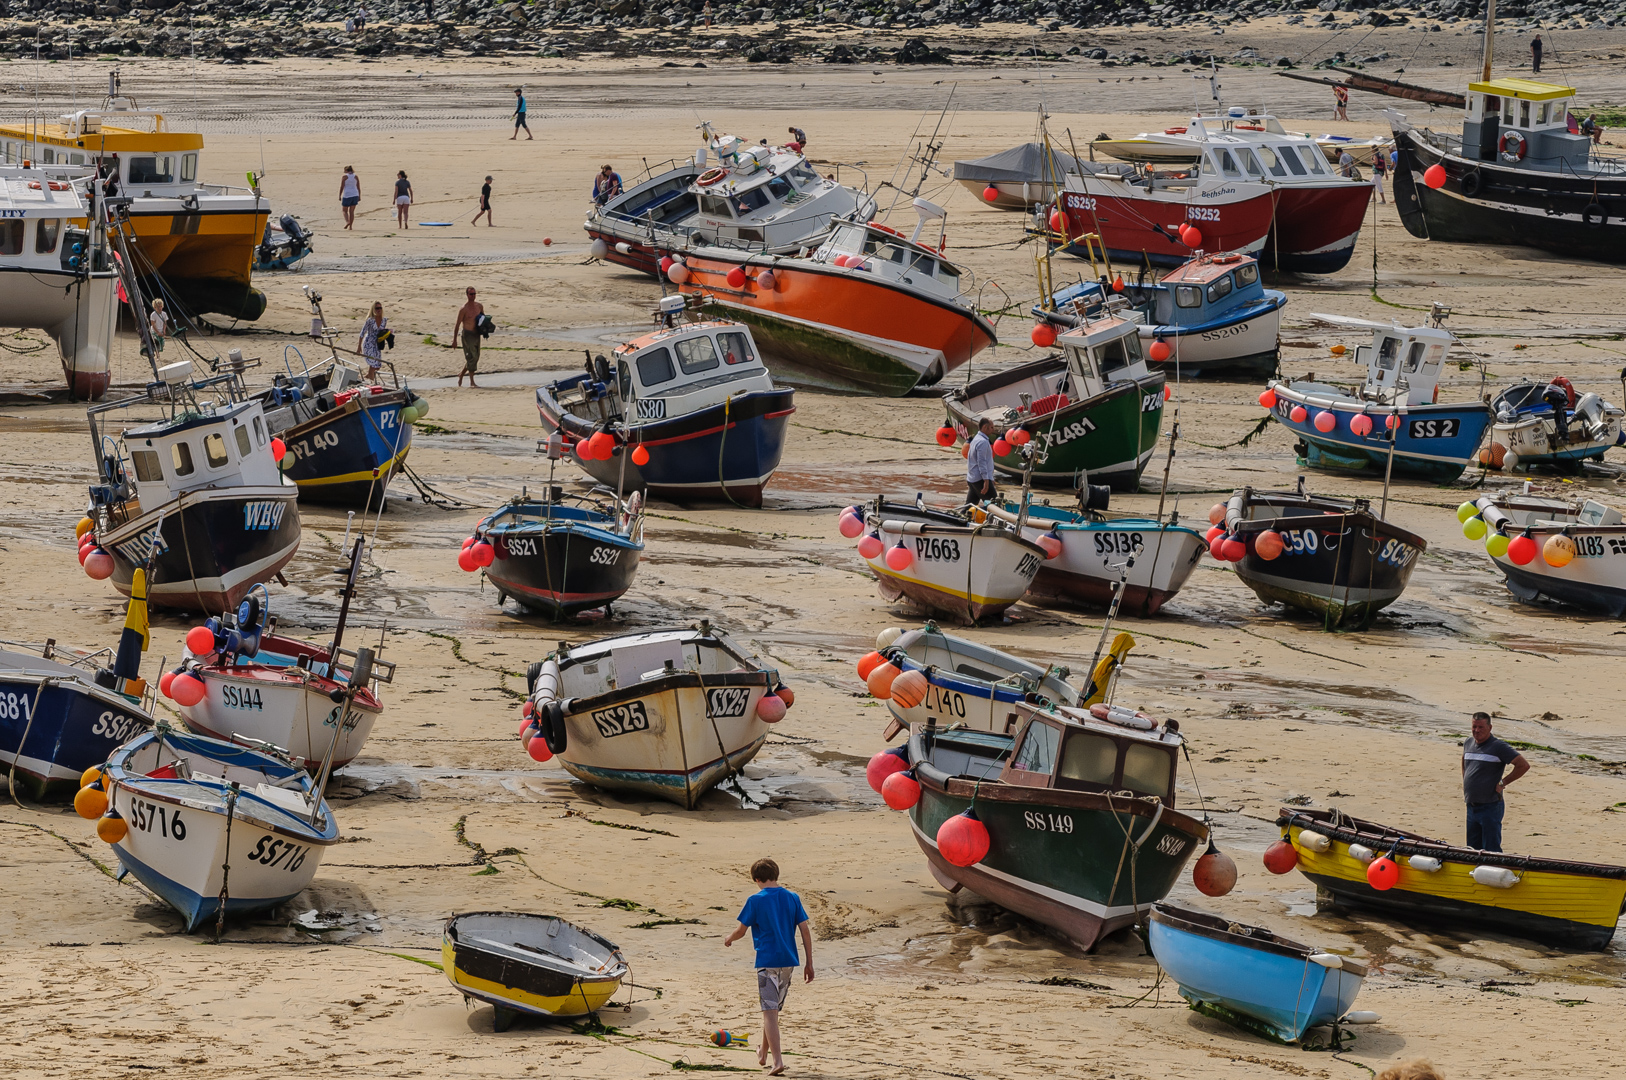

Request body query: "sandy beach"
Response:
[4, 42, 1626, 1079]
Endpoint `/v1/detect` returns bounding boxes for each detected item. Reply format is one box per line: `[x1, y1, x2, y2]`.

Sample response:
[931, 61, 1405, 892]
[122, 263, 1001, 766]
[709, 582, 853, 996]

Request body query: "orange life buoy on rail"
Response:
[696, 168, 729, 187]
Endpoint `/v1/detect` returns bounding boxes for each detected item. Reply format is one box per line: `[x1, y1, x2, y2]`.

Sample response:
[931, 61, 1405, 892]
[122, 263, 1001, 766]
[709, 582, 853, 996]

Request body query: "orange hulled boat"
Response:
[673, 199, 996, 397]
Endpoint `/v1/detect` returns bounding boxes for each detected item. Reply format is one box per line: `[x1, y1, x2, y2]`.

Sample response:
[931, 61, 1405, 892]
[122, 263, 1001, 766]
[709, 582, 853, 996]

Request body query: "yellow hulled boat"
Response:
[0, 71, 267, 320]
[442, 912, 628, 1031]
[1280, 807, 1626, 950]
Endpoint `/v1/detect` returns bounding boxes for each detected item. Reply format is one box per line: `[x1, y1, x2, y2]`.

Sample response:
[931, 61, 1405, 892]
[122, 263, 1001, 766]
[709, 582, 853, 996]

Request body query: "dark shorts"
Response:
[342, 195, 360, 207]
[515, 114, 529, 129]
[461, 335, 481, 372]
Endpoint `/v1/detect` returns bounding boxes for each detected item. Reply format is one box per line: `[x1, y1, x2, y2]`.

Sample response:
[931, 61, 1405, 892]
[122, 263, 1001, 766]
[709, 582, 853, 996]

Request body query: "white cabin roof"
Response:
[0, 169, 90, 216]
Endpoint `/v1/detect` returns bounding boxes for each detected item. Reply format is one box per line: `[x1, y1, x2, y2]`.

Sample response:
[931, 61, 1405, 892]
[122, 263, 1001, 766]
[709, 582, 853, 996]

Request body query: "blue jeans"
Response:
[1466, 799, 1505, 852]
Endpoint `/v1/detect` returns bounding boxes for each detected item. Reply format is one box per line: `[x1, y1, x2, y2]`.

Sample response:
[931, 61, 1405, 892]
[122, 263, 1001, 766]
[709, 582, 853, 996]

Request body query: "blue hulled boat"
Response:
[1036, 251, 1286, 379]
[473, 486, 646, 619]
[1265, 311, 1491, 482]
[1148, 903, 1370, 1042]
[535, 299, 793, 507]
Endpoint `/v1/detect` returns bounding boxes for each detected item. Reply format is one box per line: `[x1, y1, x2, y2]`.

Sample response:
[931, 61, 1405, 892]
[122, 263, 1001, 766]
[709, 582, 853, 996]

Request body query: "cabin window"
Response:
[1094, 332, 1142, 375]
[1297, 147, 1326, 174]
[1206, 275, 1234, 303]
[1237, 148, 1265, 178]
[35, 219, 61, 254]
[1121, 744, 1172, 799]
[1059, 732, 1117, 786]
[171, 441, 195, 476]
[1236, 262, 1259, 286]
[1174, 285, 1201, 308]
[790, 162, 819, 186]
[618, 359, 633, 399]
[130, 449, 163, 483]
[204, 432, 229, 468]
[698, 194, 734, 218]
[828, 224, 866, 253]
[1519, 100, 1531, 128]
[936, 261, 960, 287]
[129, 156, 175, 184]
[635, 346, 676, 387]
[252, 416, 265, 445]
[0, 220, 21, 256]
[717, 331, 756, 366]
[1502, 98, 1515, 126]
[234, 424, 252, 458]
[1376, 336, 1400, 370]
[1483, 95, 1499, 118]
[1279, 146, 1307, 176]
[734, 187, 769, 214]
[42, 148, 55, 164]
[1011, 720, 1060, 773]
[766, 175, 793, 200]
[1538, 101, 1552, 125]
[1403, 341, 1426, 374]
[1215, 150, 1241, 178]
[181, 153, 198, 183]
[1255, 145, 1288, 177]
[674, 334, 720, 375]
[909, 253, 936, 277]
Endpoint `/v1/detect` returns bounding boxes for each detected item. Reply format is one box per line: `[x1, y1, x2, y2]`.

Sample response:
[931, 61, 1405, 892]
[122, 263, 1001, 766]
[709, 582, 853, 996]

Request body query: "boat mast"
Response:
[1480, 0, 1496, 82]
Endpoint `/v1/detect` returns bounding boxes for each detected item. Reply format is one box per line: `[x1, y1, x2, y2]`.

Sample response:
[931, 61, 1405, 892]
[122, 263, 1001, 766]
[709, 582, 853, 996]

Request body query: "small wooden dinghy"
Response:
[870, 623, 1080, 735]
[1471, 494, 1626, 617]
[523, 622, 785, 809]
[1148, 903, 1370, 1043]
[443, 912, 628, 1031]
[853, 499, 1045, 625]
[1220, 483, 1425, 628]
[102, 725, 339, 932]
[1278, 807, 1626, 950]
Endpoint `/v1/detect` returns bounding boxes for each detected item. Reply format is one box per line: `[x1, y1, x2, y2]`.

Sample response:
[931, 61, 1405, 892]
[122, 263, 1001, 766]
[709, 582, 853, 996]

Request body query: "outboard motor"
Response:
[1574, 392, 1608, 442]
[1542, 383, 1572, 444]
[279, 214, 307, 244]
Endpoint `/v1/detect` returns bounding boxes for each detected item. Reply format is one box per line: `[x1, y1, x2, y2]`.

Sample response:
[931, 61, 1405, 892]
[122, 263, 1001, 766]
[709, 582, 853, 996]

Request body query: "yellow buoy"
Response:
[76, 516, 95, 539]
[80, 765, 106, 789]
[1455, 501, 1479, 523]
[1544, 534, 1576, 567]
[74, 783, 108, 820]
[1462, 517, 1487, 541]
[96, 811, 128, 844]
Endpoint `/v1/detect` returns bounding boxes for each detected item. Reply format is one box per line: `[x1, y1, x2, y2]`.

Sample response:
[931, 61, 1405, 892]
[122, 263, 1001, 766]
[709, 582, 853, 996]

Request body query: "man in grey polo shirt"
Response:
[966, 417, 998, 506]
[1461, 712, 1529, 852]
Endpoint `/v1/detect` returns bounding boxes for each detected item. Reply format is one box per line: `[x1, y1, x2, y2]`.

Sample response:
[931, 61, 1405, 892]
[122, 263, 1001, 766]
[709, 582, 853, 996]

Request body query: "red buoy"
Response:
[882, 769, 921, 810]
[866, 746, 909, 792]
[1367, 855, 1400, 891]
[937, 808, 991, 867]
[1263, 839, 1299, 874]
[1193, 844, 1237, 897]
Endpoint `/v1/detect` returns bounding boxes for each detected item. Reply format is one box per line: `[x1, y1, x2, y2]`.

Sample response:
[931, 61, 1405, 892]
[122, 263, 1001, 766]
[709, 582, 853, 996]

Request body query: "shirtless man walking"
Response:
[452, 287, 484, 388]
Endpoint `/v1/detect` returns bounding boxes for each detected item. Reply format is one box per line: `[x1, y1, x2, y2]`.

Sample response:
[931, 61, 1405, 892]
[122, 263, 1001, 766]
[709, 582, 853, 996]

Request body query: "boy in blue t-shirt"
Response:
[723, 858, 813, 1076]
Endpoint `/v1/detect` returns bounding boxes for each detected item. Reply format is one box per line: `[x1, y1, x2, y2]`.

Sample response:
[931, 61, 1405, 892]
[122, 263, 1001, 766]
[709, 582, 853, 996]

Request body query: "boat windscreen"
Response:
[1095, 331, 1143, 375]
[717, 331, 757, 367]
[1011, 720, 1060, 774]
[636, 346, 675, 387]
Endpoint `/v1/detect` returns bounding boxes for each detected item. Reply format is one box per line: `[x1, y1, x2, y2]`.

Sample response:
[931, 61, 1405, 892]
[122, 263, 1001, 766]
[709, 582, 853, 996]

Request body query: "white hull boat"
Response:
[855, 499, 1045, 624]
[1472, 494, 1626, 617]
[1486, 379, 1623, 472]
[873, 623, 1080, 736]
[524, 623, 784, 809]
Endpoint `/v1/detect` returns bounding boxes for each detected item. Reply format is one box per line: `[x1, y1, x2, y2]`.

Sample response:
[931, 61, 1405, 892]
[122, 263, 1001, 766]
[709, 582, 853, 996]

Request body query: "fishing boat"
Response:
[982, 499, 1208, 615]
[0, 165, 118, 399]
[1072, 107, 1371, 273]
[84, 360, 301, 613]
[443, 912, 628, 1031]
[1265, 311, 1491, 482]
[1147, 904, 1370, 1043]
[1278, 806, 1626, 950]
[0, 71, 269, 319]
[1, 567, 155, 799]
[1470, 494, 1626, 617]
[523, 622, 784, 809]
[942, 311, 1165, 490]
[584, 123, 874, 277]
[100, 725, 340, 931]
[852, 498, 1045, 624]
[1035, 250, 1285, 379]
[471, 486, 645, 619]
[1483, 377, 1624, 472]
[674, 201, 996, 396]
[535, 300, 794, 506]
[176, 544, 396, 769]
[870, 623, 1082, 736]
[954, 141, 1088, 211]
[904, 700, 1209, 950]
[251, 287, 426, 508]
[1220, 483, 1426, 628]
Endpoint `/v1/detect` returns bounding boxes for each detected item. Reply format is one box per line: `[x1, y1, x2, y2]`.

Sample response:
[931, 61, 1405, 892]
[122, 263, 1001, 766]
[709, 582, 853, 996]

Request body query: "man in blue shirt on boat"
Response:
[1462, 712, 1529, 852]
[966, 417, 998, 506]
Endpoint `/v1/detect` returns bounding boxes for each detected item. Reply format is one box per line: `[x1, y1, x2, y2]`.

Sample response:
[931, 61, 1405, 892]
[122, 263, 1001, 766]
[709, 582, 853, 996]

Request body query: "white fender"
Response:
[1297, 830, 1331, 853]
[1470, 865, 1519, 888]
[1307, 953, 1343, 969]
[1347, 843, 1376, 864]
[1406, 854, 1442, 872]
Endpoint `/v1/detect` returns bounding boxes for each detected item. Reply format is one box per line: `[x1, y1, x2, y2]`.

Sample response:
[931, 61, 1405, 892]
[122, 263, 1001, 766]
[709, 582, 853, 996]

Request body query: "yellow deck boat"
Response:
[1280, 807, 1626, 950]
[0, 71, 267, 320]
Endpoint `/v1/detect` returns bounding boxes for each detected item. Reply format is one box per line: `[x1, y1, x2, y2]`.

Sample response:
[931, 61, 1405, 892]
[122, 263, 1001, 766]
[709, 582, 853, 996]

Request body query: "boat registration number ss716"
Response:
[706, 687, 751, 718]
[1408, 418, 1459, 439]
[128, 797, 188, 841]
[247, 836, 311, 873]
[1024, 811, 1074, 834]
[914, 537, 961, 562]
[591, 700, 650, 738]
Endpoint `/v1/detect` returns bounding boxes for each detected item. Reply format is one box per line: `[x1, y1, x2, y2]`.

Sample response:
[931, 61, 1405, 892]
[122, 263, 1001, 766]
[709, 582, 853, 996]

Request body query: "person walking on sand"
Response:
[511, 88, 532, 140]
[1531, 33, 1543, 75]
[723, 858, 812, 1078]
[1370, 147, 1387, 204]
[1332, 84, 1349, 121]
[1462, 712, 1529, 853]
[393, 170, 413, 229]
[1338, 148, 1356, 179]
[359, 302, 387, 384]
[472, 175, 494, 226]
[966, 416, 997, 506]
[452, 286, 484, 388]
[340, 165, 361, 230]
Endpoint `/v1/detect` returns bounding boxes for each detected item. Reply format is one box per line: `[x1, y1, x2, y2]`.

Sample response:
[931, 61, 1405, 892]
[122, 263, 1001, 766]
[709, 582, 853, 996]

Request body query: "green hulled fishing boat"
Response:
[942, 313, 1165, 490]
[904, 699, 1207, 950]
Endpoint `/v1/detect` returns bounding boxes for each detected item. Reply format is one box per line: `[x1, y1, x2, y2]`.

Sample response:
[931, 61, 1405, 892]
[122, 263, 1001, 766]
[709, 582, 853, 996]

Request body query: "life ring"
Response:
[1164, 127, 1187, 135]
[27, 181, 70, 191]
[1460, 169, 1483, 197]
[1236, 124, 1265, 131]
[696, 167, 728, 187]
[1212, 253, 1242, 264]
[871, 223, 901, 237]
[1498, 131, 1527, 163]
[1583, 202, 1607, 228]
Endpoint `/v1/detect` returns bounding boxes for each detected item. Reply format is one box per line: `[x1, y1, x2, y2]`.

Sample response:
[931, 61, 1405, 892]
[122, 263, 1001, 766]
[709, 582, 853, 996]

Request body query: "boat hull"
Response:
[1007, 507, 1208, 616]
[443, 913, 626, 1027]
[1474, 496, 1626, 617]
[275, 390, 416, 508]
[957, 177, 1059, 211]
[125, 200, 270, 320]
[0, 266, 118, 400]
[484, 518, 644, 619]
[880, 629, 1078, 734]
[1059, 183, 1275, 268]
[1268, 386, 1491, 482]
[0, 662, 150, 798]
[99, 485, 302, 613]
[676, 254, 996, 397]
[1264, 184, 1370, 275]
[860, 505, 1045, 625]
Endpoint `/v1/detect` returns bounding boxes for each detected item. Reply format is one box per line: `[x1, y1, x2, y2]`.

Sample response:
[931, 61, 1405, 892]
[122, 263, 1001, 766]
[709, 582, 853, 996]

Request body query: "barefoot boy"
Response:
[723, 858, 813, 1076]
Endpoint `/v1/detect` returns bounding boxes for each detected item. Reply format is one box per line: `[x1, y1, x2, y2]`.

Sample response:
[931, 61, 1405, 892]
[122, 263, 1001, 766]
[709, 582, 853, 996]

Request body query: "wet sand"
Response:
[4, 48, 1626, 1079]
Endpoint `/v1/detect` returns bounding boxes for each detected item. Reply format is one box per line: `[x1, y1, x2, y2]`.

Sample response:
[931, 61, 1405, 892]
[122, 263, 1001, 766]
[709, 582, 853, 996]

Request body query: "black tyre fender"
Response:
[1584, 202, 1607, 228]
[542, 700, 568, 755]
[526, 660, 543, 695]
[1460, 170, 1482, 197]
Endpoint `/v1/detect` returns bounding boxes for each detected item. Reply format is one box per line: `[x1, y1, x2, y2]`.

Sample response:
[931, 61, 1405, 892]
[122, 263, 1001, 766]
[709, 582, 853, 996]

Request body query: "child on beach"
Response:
[723, 858, 813, 1076]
